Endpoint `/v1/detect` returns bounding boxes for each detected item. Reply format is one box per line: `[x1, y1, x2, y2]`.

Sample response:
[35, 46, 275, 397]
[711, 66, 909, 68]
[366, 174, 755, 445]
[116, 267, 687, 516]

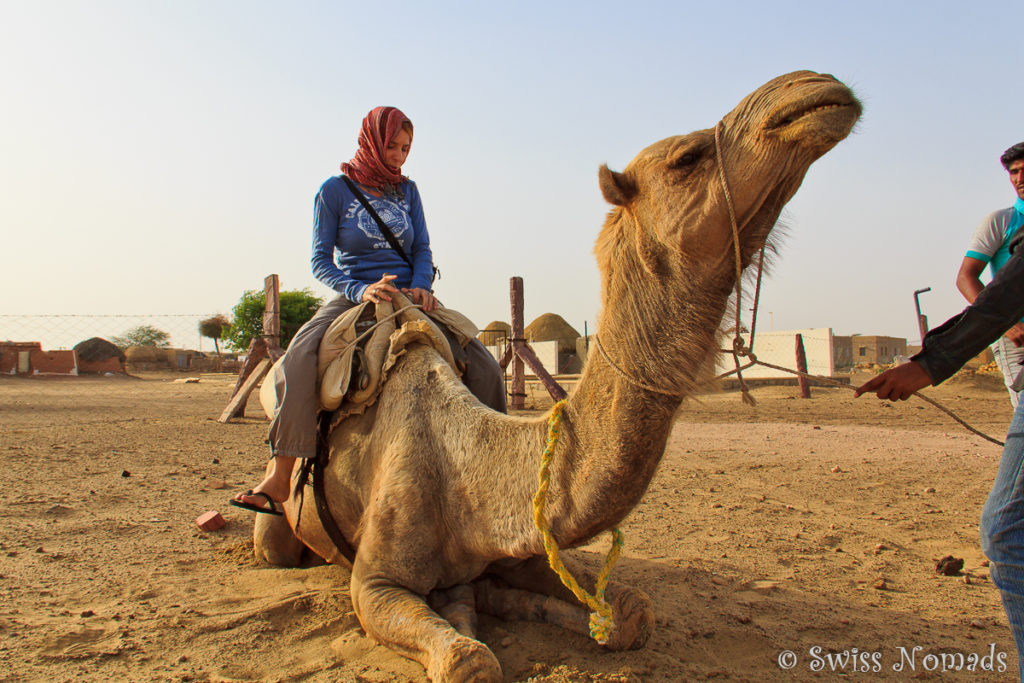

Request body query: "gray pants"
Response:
[267, 295, 506, 458]
[993, 336, 1024, 409]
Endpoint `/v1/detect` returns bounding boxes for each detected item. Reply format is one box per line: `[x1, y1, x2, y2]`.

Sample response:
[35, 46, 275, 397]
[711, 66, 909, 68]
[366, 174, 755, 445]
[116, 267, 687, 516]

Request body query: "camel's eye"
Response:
[668, 147, 702, 170]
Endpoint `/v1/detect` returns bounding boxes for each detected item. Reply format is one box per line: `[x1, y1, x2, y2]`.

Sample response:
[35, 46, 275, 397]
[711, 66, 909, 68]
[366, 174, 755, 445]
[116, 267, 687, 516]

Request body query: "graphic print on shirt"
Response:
[344, 195, 410, 249]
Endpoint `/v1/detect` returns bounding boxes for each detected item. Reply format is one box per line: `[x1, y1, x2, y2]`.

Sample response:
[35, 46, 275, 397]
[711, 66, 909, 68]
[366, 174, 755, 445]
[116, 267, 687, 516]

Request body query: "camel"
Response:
[253, 70, 861, 681]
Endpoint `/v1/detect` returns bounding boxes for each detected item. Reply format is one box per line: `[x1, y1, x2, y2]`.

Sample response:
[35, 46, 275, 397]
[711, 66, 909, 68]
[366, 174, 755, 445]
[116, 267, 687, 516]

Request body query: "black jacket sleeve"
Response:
[913, 233, 1024, 384]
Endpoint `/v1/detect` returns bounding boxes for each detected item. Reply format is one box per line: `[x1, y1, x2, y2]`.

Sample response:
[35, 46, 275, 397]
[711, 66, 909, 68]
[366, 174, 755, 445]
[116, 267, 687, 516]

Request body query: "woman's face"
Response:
[385, 128, 412, 171]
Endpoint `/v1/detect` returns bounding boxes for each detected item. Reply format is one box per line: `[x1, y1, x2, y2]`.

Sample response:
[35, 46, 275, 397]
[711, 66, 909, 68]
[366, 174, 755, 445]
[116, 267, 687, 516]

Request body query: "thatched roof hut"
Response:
[74, 337, 125, 363]
[478, 321, 511, 346]
[525, 313, 580, 353]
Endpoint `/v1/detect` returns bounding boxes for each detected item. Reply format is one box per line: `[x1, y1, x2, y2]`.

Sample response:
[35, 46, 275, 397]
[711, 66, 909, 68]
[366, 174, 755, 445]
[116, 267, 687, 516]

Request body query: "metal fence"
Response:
[0, 314, 225, 354]
[0, 313, 246, 378]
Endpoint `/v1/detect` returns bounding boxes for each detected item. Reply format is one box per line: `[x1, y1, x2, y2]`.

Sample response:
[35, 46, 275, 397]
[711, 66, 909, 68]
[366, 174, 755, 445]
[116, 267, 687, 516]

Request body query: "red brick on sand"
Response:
[196, 511, 226, 531]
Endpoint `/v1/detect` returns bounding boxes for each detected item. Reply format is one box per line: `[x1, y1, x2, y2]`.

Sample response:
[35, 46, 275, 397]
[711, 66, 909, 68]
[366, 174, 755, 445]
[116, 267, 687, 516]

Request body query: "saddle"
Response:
[316, 290, 479, 419]
[259, 290, 480, 423]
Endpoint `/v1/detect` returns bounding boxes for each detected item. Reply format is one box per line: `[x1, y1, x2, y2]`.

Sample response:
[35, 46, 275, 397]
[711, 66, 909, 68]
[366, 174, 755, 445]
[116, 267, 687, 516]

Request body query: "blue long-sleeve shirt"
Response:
[311, 176, 435, 303]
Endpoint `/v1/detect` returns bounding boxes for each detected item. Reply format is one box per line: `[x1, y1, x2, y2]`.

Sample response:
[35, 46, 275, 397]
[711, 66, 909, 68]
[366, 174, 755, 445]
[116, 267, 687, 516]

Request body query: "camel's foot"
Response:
[427, 636, 501, 683]
[599, 581, 654, 651]
[473, 577, 653, 650]
[253, 511, 304, 567]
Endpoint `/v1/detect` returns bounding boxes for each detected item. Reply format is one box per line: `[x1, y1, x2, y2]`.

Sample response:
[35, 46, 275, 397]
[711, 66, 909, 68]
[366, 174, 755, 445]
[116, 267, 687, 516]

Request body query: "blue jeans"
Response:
[980, 401, 1024, 679]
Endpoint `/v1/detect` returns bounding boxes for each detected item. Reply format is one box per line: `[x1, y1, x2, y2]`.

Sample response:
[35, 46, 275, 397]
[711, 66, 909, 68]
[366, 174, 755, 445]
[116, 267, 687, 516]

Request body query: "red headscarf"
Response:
[340, 106, 413, 190]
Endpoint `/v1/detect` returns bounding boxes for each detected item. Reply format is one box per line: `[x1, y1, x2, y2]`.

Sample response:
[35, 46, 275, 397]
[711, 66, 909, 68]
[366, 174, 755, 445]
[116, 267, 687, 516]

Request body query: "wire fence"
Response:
[0, 313, 246, 377]
[0, 314, 226, 353]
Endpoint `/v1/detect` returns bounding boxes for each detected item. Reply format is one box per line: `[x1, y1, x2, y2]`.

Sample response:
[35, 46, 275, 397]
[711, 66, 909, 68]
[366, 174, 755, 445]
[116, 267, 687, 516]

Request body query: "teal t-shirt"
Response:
[965, 197, 1024, 276]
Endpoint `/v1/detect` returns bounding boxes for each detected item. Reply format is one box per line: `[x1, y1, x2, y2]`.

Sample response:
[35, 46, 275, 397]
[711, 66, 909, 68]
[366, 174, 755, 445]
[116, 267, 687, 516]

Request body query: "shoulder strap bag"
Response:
[342, 175, 439, 283]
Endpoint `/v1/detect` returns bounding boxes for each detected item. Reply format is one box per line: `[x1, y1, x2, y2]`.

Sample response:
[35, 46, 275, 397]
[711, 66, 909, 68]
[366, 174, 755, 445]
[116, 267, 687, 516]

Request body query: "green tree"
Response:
[223, 288, 322, 351]
[198, 314, 229, 355]
[112, 324, 171, 349]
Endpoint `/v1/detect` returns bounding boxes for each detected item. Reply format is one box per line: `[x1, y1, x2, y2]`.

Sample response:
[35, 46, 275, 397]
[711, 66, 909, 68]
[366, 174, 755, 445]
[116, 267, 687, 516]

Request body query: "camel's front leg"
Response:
[427, 584, 478, 638]
[351, 562, 500, 682]
[482, 555, 654, 650]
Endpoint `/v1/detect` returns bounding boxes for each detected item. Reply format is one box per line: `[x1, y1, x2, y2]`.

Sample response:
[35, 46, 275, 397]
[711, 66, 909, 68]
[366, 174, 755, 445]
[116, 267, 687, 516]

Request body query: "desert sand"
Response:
[0, 370, 1017, 681]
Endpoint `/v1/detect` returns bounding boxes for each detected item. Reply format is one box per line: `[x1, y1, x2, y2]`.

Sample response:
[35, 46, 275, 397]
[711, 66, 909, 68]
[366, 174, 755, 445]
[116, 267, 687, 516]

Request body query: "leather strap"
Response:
[311, 412, 356, 563]
[342, 175, 415, 270]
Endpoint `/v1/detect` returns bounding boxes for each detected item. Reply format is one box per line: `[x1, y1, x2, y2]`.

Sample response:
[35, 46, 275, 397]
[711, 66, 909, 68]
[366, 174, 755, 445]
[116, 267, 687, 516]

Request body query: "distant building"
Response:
[0, 341, 78, 375]
[833, 336, 853, 369]
[714, 328, 838, 379]
[835, 335, 907, 365]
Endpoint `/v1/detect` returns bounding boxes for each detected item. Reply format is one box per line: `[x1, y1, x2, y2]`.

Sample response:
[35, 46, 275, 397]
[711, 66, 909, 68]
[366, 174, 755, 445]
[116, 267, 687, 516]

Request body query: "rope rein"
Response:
[710, 120, 1002, 446]
[594, 121, 758, 403]
[532, 400, 624, 644]
[343, 302, 424, 353]
[715, 121, 758, 407]
[723, 357, 1005, 447]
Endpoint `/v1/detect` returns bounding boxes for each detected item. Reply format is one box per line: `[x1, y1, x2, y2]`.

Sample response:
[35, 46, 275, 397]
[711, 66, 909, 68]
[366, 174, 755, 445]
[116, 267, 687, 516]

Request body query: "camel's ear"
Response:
[598, 164, 636, 206]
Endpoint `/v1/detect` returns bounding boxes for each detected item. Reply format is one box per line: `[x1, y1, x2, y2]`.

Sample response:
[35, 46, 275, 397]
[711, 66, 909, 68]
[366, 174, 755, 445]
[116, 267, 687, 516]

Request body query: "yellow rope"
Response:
[532, 399, 625, 644]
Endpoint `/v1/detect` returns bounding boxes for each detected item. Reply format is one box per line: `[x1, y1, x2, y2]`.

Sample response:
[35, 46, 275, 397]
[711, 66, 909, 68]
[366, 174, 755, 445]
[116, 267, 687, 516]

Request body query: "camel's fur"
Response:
[255, 71, 861, 681]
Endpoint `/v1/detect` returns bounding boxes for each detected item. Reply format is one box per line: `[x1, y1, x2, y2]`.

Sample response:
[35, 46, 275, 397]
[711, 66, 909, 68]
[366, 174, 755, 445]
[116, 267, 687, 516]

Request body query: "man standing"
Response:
[956, 142, 1024, 406]
[857, 146, 1024, 675]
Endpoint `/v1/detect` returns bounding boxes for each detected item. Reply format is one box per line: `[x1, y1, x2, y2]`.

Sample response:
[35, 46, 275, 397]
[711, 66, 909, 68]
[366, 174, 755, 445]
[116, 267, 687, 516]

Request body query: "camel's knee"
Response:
[253, 513, 305, 566]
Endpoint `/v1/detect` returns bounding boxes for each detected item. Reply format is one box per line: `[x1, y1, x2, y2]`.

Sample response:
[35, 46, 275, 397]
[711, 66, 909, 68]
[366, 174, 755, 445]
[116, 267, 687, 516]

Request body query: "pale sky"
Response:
[2, 0, 1021, 349]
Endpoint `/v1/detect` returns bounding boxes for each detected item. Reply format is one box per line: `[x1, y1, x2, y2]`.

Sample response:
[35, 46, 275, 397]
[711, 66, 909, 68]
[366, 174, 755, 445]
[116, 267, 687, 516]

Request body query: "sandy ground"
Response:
[0, 370, 1019, 682]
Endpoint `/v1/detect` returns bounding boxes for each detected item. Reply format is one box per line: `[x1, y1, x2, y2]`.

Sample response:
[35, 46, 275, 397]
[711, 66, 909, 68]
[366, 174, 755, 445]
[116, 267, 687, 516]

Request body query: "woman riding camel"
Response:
[232, 106, 506, 515]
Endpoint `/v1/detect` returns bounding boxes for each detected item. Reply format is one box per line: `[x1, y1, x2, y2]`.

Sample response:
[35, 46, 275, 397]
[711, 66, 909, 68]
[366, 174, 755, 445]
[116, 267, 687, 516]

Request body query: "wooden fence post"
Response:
[263, 274, 280, 349]
[509, 278, 526, 410]
[504, 277, 566, 410]
[795, 333, 810, 399]
[219, 274, 285, 422]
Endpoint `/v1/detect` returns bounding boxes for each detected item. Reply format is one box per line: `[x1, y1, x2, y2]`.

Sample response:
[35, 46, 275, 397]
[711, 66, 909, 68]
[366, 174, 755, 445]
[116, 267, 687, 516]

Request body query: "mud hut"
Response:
[74, 337, 126, 373]
[478, 321, 511, 347]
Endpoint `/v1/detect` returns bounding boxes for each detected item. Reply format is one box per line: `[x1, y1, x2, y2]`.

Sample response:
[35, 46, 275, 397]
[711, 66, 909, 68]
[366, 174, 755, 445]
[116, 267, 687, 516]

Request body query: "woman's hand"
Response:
[361, 274, 399, 304]
[402, 287, 437, 312]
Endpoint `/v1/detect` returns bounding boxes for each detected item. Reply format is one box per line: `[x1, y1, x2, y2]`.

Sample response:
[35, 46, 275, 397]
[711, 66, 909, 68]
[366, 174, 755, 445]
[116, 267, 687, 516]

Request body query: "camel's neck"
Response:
[543, 212, 737, 545]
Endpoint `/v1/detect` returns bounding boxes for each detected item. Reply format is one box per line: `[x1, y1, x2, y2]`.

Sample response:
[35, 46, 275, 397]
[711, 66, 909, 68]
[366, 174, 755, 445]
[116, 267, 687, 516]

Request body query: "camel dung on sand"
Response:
[254, 70, 861, 682]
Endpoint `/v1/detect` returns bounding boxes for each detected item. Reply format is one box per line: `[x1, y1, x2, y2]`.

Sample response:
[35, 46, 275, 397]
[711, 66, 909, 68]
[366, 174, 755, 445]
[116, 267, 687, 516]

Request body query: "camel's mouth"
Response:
[764, 89, 861, 134]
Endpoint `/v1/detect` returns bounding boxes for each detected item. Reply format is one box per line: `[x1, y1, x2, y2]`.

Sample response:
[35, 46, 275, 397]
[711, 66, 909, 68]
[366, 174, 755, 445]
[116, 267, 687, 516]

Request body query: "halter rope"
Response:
[595, 120, 760, 403]
[532, 400, 625, 644]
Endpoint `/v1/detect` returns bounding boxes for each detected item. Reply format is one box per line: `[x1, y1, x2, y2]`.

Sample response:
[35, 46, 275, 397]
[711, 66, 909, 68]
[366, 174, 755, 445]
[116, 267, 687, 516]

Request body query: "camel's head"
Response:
[597, 71, 860, 278]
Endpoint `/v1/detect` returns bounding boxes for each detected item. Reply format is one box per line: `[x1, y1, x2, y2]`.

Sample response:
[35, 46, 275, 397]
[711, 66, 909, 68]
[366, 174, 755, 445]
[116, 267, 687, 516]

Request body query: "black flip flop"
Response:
[229, 490, 283, 516]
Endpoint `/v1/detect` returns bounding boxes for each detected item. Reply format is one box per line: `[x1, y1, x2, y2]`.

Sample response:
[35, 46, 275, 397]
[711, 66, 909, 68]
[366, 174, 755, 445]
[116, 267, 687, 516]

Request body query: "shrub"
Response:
[112, 325, 171, 349]
[223, 289, 322, 351]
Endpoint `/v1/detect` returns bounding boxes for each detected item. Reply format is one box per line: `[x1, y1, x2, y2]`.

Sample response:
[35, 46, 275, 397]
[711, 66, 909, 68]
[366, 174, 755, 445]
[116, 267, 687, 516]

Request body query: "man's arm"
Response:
[956, 256, 987, 303]
[859, 243, 1024, 401]
[956, 256, 1024, 346]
